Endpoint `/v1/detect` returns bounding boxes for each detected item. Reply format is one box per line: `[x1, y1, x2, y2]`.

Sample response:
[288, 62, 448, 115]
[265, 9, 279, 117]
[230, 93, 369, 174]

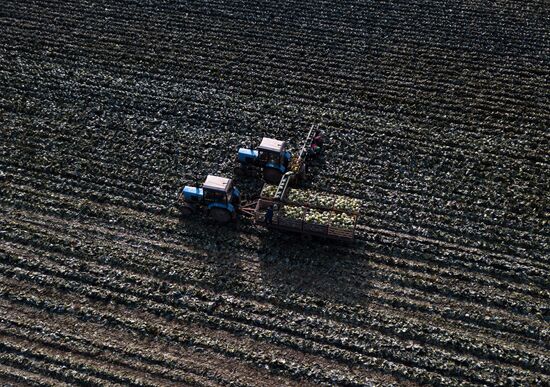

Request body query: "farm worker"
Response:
[310, 142, 322, 155]
[265, 205, 274, 224]
[310, 131, 324, 155]
[313, 131, 325, 147]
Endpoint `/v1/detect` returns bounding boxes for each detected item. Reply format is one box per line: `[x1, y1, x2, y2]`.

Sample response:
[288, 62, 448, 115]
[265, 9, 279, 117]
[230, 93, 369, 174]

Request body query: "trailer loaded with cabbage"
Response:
[242, 171, 361, 242]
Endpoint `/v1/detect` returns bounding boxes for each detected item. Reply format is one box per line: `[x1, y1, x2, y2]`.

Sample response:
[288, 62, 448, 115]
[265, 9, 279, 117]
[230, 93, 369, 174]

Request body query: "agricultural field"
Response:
[0, 0, 548, 385]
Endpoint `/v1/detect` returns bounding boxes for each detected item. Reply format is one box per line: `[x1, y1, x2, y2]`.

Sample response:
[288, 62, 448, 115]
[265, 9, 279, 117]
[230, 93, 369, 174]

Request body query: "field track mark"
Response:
[0, 303, 302, 387]
[0, 284, 392, 386]
[356, 225, 541, 267]
[0, 363, 67, 387]
[2, 235, 548, 380]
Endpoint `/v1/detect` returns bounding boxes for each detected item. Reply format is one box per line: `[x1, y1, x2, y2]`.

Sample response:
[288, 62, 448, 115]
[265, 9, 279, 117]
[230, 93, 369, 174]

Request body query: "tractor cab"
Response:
[257, 138, 287, 165]
[202, 175, 239, 205]
[257, 138, 292, 184]
[237, 137, 291, 184]
[180, 175, 240, 223]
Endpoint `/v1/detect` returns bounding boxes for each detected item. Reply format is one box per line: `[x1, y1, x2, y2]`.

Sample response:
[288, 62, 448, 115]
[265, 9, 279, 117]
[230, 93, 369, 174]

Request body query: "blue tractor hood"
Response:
[183, 186, 203, 200]
[238, 148, 258, 162]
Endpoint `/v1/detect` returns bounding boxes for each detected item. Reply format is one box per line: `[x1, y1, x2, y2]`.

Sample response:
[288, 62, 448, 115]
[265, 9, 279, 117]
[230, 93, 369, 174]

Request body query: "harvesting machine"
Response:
[235, 124, 324, 184]
[178, 175, 241, 224]
[178, 125, 360, 241]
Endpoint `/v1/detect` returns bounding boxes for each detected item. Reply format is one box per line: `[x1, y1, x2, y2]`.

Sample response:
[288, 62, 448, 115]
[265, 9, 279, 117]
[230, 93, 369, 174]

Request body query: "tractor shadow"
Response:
[174, 211, 374, 308]
[256, 232, 374, 306]
[172, 217, 252, 293]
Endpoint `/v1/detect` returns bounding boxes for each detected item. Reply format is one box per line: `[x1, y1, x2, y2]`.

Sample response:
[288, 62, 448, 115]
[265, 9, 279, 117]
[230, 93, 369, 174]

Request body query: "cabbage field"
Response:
[1, 0, 549, 385]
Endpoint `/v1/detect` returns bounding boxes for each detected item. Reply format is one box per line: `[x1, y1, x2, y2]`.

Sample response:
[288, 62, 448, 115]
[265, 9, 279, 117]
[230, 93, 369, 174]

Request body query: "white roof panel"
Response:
[258, 137, 285, 153]
[203, 175, 232, 191]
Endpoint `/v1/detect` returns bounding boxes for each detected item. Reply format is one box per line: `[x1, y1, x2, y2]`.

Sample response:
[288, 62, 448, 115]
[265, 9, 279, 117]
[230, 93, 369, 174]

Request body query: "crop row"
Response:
[2, 209, 548, 382]
[1, 38, 548, 161]
[0, 278, 386, 386]
[1, 2, 548, 142]
[3, 161, 547, 295]
[1, 39, 548, 217]
[2, 182, 547, 327]
[1, 2, 548, 141]
[0, 314, 254, 387]
[0, 241, 546, 386]
[2, 118, 546, 264]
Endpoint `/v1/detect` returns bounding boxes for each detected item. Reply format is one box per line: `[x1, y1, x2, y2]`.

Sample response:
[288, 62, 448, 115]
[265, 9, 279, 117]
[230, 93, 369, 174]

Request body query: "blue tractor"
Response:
[178, 175, 241, 223]
[236, 137, 292, 184]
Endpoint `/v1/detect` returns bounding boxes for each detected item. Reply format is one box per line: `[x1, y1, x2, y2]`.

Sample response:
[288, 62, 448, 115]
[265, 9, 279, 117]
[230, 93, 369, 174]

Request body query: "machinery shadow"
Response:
[175, 211, 374, 308]
[256, 233, 374, 306]
[173, 216, 254, 294]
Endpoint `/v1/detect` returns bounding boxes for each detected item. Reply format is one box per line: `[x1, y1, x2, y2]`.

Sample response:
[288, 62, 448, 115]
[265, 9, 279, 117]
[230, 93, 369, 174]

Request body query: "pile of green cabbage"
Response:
[280, 205, 303, 220]
[261, 184, 277, 198]
[279, 205, 355, 229]
[333, 196, 361, 212]
[287, 189, 361, 212]
[331, 212, 355, 228]
[305, 208, 332, 224]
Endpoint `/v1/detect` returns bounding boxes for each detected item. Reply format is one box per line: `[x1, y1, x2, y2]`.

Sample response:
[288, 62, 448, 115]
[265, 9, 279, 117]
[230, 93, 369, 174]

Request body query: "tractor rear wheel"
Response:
[263, 168, 283, 185]
[210, 207, 232, 224]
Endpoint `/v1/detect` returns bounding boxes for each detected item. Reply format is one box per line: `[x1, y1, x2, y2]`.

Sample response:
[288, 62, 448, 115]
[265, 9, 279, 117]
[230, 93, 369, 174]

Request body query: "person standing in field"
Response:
[265, 205, 274, 224]
[310, 130, 325, 156]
